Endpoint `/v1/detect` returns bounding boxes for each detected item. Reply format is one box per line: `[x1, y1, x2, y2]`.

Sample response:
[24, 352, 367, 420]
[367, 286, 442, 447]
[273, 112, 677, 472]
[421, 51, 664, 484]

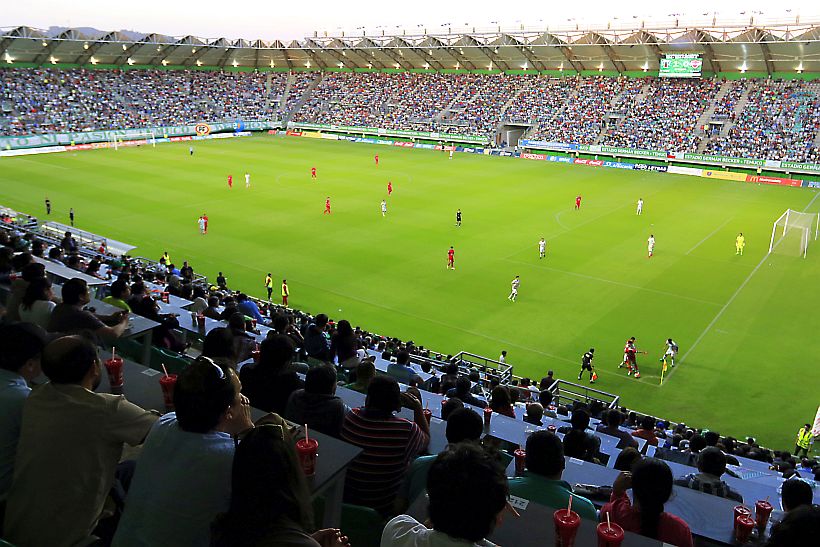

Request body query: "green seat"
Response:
[149, 347, 190, 375]
[112, 338, 144, 362]
[339, 503, 385, 547]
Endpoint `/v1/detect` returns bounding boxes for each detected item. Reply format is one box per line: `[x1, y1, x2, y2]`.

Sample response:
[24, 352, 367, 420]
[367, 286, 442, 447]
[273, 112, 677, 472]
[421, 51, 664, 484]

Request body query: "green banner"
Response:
[780, 161, 820, 173]
[290, 122, 488, 144]
[682, 153, 764, 167]
[0, 120, 280, 150]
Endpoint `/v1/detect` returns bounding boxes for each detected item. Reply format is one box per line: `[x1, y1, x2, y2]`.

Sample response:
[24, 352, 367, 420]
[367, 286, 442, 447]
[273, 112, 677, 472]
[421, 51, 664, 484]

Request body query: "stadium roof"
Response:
[1, 20, 819, 73]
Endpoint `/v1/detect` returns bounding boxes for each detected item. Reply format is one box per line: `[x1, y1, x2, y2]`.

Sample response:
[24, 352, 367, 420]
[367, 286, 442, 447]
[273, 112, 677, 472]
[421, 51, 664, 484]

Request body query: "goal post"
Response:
[109, 130, 157, 151]
[768, 209, 820, 258]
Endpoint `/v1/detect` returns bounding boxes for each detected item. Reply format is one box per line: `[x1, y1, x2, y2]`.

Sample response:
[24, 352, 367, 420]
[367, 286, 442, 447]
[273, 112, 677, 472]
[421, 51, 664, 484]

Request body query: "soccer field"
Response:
[2, 134, 818, 449]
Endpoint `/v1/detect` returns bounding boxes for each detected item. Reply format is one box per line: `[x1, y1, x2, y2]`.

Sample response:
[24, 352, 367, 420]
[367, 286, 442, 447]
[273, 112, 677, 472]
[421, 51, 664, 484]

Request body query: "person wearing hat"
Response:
[795, 423, 814, 458]
[578, 348, 595, 383]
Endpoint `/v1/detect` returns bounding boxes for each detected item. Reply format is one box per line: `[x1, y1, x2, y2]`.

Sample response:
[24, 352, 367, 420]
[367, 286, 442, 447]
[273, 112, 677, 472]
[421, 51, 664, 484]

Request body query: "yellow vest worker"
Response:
[795, 424, 813, 457]
[264, 274, 273, 300]
[281, 280, 289, 307]
[736, 233, 745, 255]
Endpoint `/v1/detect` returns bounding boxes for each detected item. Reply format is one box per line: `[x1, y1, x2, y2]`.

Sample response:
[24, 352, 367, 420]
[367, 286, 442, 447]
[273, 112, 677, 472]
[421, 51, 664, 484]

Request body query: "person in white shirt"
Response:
[245, 172, 251, 188]
[18, 277, 57, 330]
[381, 443, 508, 547]
[498, 350, 507, 364]
[538, 237, 546, 259]
[647, 235, 655, 258]
[637, 198, 643, 215]
[381, 200, 388, 217]
[508, 276, 520, 302]
[662, 338, 679, 367]
[198, 216, 206, 235]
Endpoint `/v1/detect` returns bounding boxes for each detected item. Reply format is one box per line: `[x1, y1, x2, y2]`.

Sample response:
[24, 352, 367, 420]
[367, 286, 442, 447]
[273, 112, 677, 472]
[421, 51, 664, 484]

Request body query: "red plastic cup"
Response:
[514, 448, 526, 476]
[596, 522, 625, 547]
[196, 314, 206, 328]
[251, 318, 257, 329]
[251, 349, 261, 362]
[423, 408, 432, 424]
[159, 374, 177, 411]
[161, 291, 169, 303]
[733, 505, 751, 534]
[296, 437, 319, 476]
[483, 406, 493, 428]
[735, 514, 754, 543]
[104, 357, 124, 389]
[755, 500, 773, 530]
[553, 509, 581, 547]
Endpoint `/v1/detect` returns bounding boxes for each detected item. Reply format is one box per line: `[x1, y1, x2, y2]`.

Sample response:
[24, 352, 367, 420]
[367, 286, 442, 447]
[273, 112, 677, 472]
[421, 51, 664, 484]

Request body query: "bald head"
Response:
[42, 335, 99, 385]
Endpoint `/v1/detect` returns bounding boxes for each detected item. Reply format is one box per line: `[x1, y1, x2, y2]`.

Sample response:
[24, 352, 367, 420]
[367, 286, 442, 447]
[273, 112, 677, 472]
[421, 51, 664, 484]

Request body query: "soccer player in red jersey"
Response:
[575, 194, 582, 210]
[375, 154, 379, 166]
[228, 175, 233, 189]
[324, 197, 331, 215]
[447, 246, 455, 270]
[311, 167, 317, 179]
[202, 213, 209, 234]
[387, 181, 393, 195]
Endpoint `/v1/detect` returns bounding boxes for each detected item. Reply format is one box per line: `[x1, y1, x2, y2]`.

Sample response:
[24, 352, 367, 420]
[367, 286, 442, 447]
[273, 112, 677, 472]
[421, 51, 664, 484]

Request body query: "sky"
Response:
[3, 1, 818, 41]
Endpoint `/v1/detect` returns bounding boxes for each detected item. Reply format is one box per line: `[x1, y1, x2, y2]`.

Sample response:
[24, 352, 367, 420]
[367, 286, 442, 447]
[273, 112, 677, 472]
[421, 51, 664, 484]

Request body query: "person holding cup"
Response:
[211, 425, 351, 547]
[601, 458, 693, 547]
[112, 357, 266, 547]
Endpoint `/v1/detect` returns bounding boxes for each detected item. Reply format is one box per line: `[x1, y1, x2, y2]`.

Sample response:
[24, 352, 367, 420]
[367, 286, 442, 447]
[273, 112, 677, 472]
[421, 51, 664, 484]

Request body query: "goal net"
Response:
[110, 130, 156, 151]
[768, 209, 819, 258]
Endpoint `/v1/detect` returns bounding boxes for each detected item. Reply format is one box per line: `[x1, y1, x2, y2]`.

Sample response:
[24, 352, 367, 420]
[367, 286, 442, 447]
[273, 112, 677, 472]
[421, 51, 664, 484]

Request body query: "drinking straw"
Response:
[112, 347, 116, 360]
[567, 495, 572, 516]
[606, 511, 611, 531]
[162, 364, 169, 377]
[305, 424, 309, 444]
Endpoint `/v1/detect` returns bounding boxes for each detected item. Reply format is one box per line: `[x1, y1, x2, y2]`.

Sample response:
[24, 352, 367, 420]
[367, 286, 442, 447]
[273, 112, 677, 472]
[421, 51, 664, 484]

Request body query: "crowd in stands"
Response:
[3, 67, 820, 163]
[2, 208, 820, 546]
[0, 68, 285, 135]
[602, 78, 721, 152]
[704, 80, 820, 162]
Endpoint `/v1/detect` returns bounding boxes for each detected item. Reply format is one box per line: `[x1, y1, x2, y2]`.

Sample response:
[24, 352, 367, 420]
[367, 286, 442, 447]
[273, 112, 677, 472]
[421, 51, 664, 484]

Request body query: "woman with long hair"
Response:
[489, 386, 516, 418]
[211, 425, 350, 547]
[601, 458, 693, 547]
[18, 277, 56, 329]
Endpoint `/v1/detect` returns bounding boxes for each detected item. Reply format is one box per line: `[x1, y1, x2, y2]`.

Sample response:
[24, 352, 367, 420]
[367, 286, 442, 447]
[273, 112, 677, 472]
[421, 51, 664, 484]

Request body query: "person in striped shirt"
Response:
[340, 376, 429, 515]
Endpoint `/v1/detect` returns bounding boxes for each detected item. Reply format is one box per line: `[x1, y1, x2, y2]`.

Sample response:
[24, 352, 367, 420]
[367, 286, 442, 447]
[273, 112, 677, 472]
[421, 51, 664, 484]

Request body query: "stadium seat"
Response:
[149, 347, 190, 375]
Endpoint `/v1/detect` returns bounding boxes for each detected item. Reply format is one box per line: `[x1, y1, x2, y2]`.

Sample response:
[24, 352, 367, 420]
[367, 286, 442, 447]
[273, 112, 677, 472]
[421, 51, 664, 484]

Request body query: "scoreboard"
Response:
[659, 54, 703, 78]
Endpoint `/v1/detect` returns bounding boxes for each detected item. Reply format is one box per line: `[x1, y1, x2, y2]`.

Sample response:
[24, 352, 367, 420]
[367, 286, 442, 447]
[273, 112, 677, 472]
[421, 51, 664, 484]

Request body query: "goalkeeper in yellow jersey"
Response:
[736, 233, 745, 255]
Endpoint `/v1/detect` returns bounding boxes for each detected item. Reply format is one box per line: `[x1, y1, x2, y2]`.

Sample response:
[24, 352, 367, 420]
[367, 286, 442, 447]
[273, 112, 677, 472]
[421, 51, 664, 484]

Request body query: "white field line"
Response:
[685, 217, 734, 255]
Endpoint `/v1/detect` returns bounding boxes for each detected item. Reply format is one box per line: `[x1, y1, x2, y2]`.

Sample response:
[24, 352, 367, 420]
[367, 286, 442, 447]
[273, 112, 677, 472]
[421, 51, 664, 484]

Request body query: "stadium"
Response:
[1, 4, 819, 546]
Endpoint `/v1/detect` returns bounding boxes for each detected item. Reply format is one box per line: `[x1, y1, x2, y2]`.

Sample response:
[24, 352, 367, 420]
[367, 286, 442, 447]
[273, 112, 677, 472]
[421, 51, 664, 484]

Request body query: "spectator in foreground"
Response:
[17, 277, 56, 329]
[0, 323, 46, 522]
[387, 350, 422, 386]
[341, 376, 429, 515]
[47, 277, 129, 338]
[396, 407, 484, 512]
[597, 410, 639, 450]
[614, 447, 643, 472]
[5, 335, 158, 546]
[781, 479, 813, 512]
[764, 505, 820, 547]
[489, 386, 516, 418]
[523, 403, 545, 426]
[448, 375, 487, 408]
[345, 357, 376, 394]
[441, 397, 465, 420]
[382, 443, 509, 546]
[508, 431, 597, 520]
[602, 458, 693, 547]
[285, 364, 349, 438]
[211, 425, 350, 547]
[674, 447, 743, 502]
[632, 415, 659, 450]
[102, 278, 132, 312]
[241, 334, 304, 416]
[112, 357, 268, 547]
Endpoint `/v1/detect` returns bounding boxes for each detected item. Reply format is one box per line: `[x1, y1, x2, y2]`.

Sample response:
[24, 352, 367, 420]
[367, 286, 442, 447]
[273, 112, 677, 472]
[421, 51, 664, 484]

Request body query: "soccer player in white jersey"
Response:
[647, 234, 655, 258]
[245, 172, 251, 188]
[637, 198, 643, 215]
[508, 275, 520, 302]
[381, 199, 387, 217]
[449, 150, 454, 160]
[538, 237, 547, 259]
[197, 216, 206, 235]
[661, 338, 679, 367]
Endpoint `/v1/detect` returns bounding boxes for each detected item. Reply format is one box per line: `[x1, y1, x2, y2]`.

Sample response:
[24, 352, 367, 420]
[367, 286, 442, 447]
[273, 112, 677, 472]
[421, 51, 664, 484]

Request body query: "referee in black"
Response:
[578, 348, 595, 383]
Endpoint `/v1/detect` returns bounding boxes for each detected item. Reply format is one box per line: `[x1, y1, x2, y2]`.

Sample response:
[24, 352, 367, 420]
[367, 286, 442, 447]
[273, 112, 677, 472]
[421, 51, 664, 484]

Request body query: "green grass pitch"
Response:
[2, 134, 818, 449]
